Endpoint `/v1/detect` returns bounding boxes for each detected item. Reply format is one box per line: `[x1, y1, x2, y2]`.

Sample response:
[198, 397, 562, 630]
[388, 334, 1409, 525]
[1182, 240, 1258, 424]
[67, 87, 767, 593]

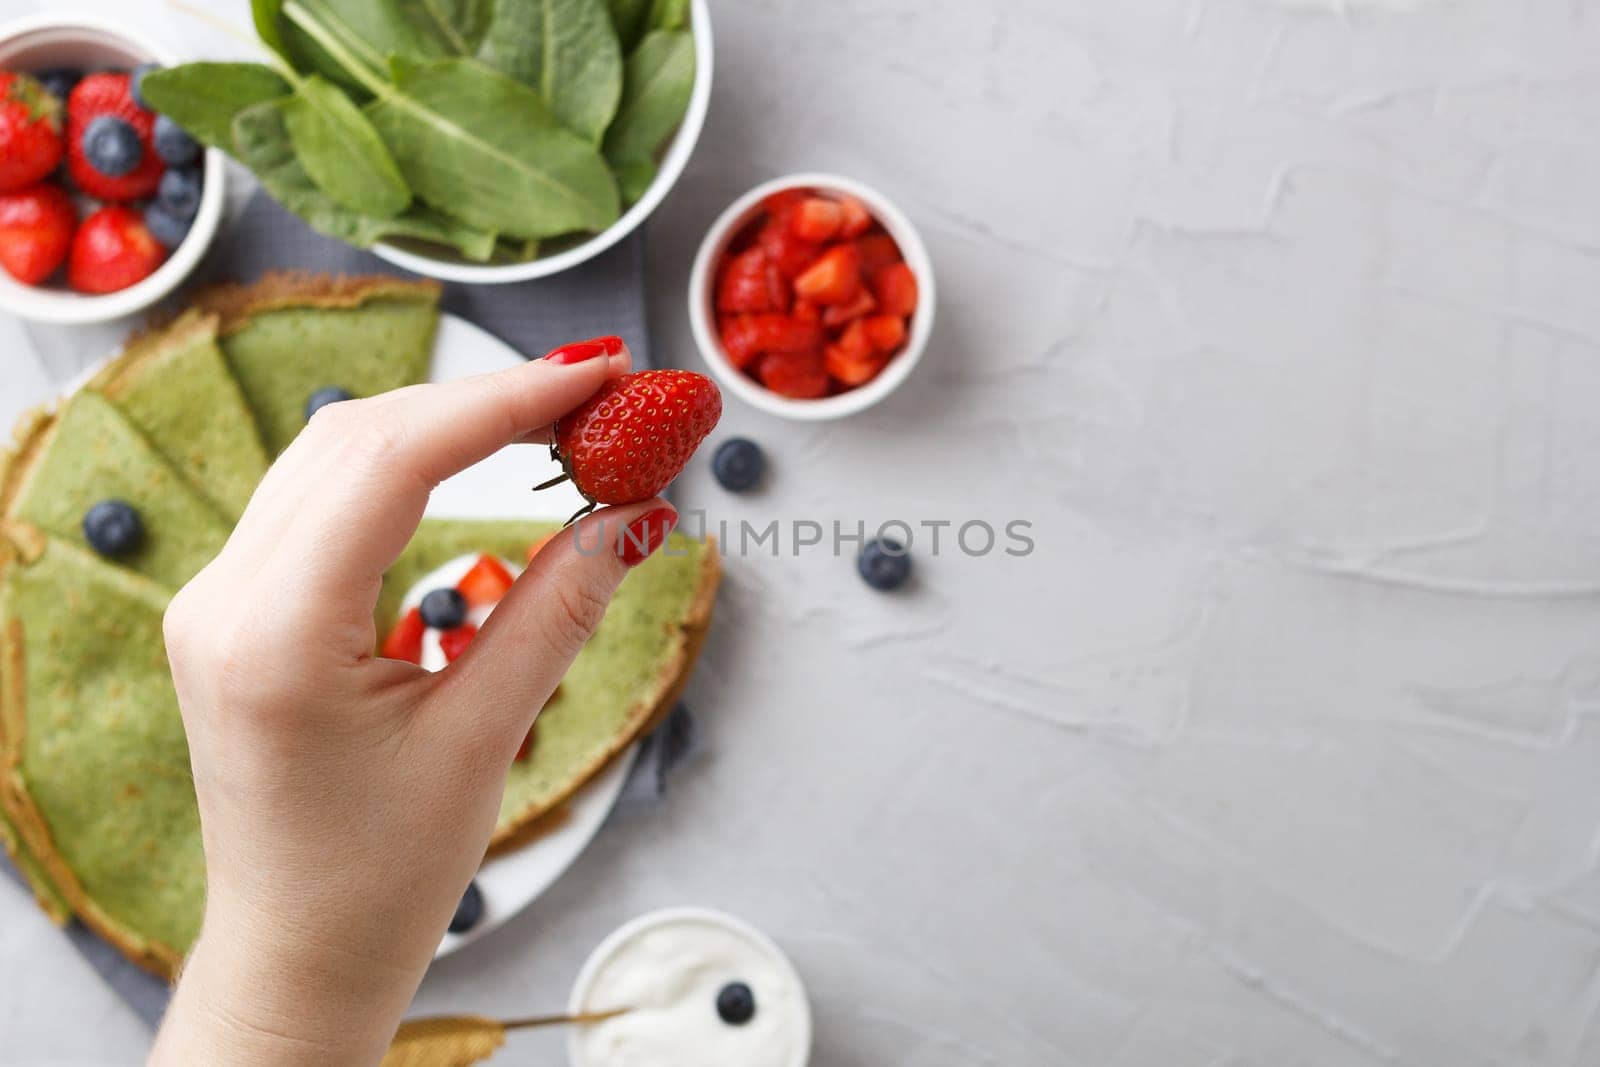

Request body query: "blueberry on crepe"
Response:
[82, 500, 143, 559]
[304, 385, 352, 421]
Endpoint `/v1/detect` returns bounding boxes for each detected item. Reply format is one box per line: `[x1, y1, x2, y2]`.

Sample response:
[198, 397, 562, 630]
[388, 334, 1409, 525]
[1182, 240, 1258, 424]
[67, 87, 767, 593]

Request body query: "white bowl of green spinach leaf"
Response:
[142, 0, 711, 285]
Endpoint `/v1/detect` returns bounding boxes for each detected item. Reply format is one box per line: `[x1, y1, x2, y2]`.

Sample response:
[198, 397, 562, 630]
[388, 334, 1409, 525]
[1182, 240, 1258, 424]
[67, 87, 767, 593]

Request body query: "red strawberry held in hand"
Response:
[0, 184, 75, 284]
[0, 73, 64, 194]
[67, 72, 164, 201]
[68, 206, 165, 294]
[539, 368, 722, 520]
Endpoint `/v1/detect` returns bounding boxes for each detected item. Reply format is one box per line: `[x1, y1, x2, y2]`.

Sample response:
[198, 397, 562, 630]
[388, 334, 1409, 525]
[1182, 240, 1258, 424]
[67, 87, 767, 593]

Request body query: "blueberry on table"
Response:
[448, 881, 483, 934]
[712, 437, 765, 492]
[82, 500, 144, 560]
[152, 115, 198, 167]
[129, 63, 160, 110]
[144, 204, 190, 250]
[858, 539, 912, 592]
[82, 116, 142, 177]
[157, 167, 202, 220]
[716, 981, 756, 1025]
[36, 68, 81, 103]
[303, 386, 353, 421]
[420, 587, 468, 630]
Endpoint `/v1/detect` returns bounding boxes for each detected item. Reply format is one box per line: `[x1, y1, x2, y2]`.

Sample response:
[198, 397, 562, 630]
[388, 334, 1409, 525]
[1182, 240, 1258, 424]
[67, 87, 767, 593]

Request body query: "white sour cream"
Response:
[573, 912, 811, 1067]
[400, 554, 520, 671]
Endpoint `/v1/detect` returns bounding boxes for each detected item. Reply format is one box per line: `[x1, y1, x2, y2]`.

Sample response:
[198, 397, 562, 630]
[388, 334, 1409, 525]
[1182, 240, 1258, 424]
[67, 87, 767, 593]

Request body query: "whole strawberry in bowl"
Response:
[0, 14, 225, 324]
[689, 174, 936, 421]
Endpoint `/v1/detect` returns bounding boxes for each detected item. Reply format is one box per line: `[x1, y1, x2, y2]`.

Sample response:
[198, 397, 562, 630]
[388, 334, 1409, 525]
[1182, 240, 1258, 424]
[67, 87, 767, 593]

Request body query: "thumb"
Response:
[435, 499, 679, 751]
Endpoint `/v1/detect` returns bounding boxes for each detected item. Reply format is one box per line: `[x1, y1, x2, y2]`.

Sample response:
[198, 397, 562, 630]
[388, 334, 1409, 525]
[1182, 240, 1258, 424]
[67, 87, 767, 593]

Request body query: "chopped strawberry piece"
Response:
[765, 258, 790, 312]
[835, 318, 874, 361]
[862, 314, 907, 353]
[515, 725, 537, 762]
[723, 309, 824, 370]
[790, 197, 843, 242]
[526, 532, 557, 563]
[757, 348, 830, 399]
[836, 195, 873, 238]
[719, 314, 764, 369]
[825, 340, 889, 387]
[821, 288, 876, 328]
[439, 624, 478, 663]
[717, 246, 777, 313]
[457, 554, 514, 607]
[757, 220, 819, 279]
[755, 312, 823, 354]
[381, 608, 425, 664]
[761, 187, 809, 218]
[794, 245, 862, 306]
[872, 262, 919, 317]
[855, 233, 901, 274]
[792, 299, 821, 326]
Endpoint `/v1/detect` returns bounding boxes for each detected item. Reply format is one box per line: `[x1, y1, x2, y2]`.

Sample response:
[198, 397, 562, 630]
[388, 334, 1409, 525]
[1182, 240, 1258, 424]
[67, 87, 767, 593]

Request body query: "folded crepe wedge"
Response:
[377, 519, 720, 853]
[192, 273, 442, 456]
[0, 535, 201, 977]
[0, 391, 233, 590]
[88, 310, 269, 521]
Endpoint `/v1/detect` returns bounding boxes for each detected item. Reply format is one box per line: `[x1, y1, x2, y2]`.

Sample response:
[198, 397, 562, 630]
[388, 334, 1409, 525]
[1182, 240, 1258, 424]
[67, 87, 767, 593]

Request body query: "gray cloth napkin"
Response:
[0, 191, 700, 1027]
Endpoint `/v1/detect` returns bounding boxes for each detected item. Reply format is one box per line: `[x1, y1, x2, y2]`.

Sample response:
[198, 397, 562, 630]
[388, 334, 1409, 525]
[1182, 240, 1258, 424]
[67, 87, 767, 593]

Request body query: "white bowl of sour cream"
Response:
[568, 907, 812, 1067]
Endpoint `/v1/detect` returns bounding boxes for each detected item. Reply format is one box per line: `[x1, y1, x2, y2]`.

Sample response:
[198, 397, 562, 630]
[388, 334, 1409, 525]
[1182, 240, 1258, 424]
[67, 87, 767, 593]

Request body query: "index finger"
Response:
[257, 340, 630, 599]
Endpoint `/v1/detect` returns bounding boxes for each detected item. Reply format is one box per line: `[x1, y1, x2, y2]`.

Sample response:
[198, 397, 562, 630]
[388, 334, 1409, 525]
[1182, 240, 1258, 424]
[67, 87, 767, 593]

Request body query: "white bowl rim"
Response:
[566, 905, 813, 1067]
[0, 12, 227, 326]
[371, 0, 715, 285]
[687, 171, 937, 422]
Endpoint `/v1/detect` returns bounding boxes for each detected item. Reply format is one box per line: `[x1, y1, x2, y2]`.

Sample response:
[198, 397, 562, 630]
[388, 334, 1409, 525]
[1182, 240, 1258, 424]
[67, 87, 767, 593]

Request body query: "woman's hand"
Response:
[148, 340, 678, 1066]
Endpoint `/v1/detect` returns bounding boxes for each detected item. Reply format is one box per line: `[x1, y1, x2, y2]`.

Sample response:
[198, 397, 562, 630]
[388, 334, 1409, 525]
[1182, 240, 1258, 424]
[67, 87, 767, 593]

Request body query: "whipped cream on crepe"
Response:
[575, 915, 809, 1067]
[400, 554, 518, 671]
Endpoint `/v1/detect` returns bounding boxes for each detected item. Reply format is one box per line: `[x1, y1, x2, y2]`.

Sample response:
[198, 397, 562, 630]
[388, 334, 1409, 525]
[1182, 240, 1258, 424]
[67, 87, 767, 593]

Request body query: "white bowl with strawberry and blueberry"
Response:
[688, 173, 936, 421]
[0, 15, 224, 324]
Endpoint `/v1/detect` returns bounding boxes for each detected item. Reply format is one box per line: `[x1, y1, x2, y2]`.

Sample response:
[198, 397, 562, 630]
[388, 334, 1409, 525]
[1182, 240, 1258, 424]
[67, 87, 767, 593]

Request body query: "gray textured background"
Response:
[5, 1, 1600, 1064]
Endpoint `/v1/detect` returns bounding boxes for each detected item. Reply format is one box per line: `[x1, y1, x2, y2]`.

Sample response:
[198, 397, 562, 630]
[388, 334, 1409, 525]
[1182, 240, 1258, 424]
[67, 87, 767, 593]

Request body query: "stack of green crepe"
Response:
[0, 273, 720, 978]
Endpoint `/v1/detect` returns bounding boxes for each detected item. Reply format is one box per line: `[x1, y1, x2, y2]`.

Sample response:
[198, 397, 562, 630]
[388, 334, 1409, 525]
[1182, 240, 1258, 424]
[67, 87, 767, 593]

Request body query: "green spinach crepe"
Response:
[192, 273, 442, 456]
[1, 392, 232, 590]
[0, 537, 201, 975]
[88, 310, 269, 521]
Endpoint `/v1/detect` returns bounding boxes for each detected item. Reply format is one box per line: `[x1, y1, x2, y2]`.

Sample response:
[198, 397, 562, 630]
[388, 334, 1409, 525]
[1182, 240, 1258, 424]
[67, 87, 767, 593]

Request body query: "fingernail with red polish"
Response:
[543, 339, 611, 365]
[617, 507, 678, 567]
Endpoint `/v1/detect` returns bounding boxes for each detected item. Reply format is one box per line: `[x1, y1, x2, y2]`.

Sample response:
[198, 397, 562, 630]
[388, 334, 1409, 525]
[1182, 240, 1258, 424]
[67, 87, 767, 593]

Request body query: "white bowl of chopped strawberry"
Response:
[688, 173, 935, 420]
[0, 15, 224, 325]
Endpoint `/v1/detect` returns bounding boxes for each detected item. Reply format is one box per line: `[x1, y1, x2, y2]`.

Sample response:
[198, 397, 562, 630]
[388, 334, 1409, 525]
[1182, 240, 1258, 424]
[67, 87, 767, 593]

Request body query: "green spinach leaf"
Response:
[255, 0, 374, 94]
[282, 75, 411, 217]
[367, 57, 620, 239]
[138, 64, 292, 148]
[233, 100, 497, 261]
[607, 0, 650, 53]
[647, 0, 687, 33]
[396, 0, 494, 55]
[603, 29, 694, 168]
[478, 0, 622, 143]
[611, 157, 655, 205]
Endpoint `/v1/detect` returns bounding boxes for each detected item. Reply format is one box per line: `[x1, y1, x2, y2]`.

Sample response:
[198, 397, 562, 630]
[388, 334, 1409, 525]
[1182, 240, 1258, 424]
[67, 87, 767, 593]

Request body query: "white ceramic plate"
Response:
[426, 314, 637, 958]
